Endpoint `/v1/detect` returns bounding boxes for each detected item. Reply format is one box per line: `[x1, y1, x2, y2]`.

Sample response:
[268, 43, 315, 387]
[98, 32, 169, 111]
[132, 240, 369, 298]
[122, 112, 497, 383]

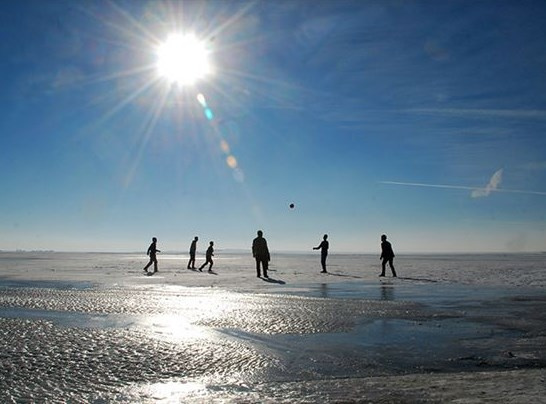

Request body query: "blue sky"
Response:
[1, 0, 545, 253]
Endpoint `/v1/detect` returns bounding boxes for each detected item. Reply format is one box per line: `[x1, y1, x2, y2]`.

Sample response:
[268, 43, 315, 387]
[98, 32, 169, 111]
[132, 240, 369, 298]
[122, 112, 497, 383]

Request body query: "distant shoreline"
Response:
[1, 250, 545, 255]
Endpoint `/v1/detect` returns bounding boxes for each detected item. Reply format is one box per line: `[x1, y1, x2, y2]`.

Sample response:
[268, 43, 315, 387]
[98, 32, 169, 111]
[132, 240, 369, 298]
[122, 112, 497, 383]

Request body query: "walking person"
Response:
[187, 236, 198, 269]
[380, 234, 397, 277]
[143, 237, 160, 274]
[199, 241, 214, 272]
[313, 234, 329, 273]
[252, 230, 270, 278]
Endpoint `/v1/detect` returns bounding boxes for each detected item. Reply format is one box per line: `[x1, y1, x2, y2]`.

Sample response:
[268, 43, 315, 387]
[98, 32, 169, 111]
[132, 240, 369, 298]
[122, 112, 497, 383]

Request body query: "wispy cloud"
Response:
[380, 168, 546, 197]
[402, 108, 546, 120]
[379, 181, 476, 192]
[471, 168, 503, 198]
[522, 161, 546, 171]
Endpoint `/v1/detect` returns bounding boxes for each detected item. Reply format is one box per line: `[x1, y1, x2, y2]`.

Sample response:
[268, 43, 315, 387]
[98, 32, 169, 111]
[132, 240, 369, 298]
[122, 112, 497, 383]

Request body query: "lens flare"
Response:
[196, 93, 207, 107]
[220, 140, 230, 154]
[226, 155, 238, 169]
[195, 90, 245, 182]
[204, 108, 214, 120]
[233, 168, 245, 183]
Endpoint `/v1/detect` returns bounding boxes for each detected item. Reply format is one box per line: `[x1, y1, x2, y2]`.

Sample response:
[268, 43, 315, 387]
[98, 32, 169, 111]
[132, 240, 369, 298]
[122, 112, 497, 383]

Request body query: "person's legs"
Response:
[256, 259, 261, 277]
[208, 258, 213, 271]
[380, 259, 386, 276]
[321, 253, 327, 272]
[389, 259, 397, 277]
[262, 259, 268, 278]
[144, 255, 156, 271]
[144, 258, 153, 271]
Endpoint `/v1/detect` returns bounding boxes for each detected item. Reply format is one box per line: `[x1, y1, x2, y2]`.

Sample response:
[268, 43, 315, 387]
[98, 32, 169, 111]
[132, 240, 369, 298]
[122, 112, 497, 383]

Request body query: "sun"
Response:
[156, 33, 211, 86]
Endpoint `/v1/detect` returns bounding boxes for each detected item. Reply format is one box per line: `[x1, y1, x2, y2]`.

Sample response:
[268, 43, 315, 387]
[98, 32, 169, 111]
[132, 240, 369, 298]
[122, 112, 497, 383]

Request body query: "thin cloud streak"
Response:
[403, 108, 546, 119]
[379, 181, 546, 196]
[380, 181, 477, 191]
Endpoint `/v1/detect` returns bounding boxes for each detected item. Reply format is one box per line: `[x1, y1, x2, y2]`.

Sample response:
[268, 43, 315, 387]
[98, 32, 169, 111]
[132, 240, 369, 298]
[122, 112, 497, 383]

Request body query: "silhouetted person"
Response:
[187, 236, 198, 269]
[380, 234, 397, 277]
[199, 241, 214, 272]
[143, 237, 160, 273]
[252, 230, 270, 278]
[313, 234, 329, 273]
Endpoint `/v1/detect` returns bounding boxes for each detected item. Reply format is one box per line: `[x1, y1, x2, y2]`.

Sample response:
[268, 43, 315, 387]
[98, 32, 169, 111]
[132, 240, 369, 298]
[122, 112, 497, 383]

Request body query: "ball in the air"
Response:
[289, 203, 295, 209]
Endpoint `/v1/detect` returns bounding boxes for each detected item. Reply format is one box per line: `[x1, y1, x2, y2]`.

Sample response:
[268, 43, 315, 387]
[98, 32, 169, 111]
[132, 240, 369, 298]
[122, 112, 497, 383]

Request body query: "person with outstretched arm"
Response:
[313, 234, 329, 273]
[199, 241, 214, 272]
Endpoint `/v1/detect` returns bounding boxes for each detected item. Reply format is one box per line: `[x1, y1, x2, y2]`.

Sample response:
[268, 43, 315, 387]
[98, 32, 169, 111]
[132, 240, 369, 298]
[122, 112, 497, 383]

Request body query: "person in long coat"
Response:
[252, 230, 270, 278]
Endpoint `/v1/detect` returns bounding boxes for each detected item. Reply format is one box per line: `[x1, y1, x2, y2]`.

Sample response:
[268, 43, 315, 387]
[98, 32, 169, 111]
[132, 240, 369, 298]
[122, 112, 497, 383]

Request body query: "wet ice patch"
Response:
[0, 279, 93, 290]
[0, 317, 279, 402]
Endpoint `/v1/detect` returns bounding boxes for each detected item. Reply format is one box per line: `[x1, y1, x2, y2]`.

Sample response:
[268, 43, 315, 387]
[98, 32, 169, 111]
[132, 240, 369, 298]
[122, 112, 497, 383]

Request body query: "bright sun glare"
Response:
[156, 33, 211, 86]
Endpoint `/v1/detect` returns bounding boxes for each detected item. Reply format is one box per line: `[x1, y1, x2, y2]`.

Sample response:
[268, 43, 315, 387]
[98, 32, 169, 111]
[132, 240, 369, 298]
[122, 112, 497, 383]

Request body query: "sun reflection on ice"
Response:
[143, 381, 208, 402]
[130, 288, 244, 342]
[139, 314, 209, 342]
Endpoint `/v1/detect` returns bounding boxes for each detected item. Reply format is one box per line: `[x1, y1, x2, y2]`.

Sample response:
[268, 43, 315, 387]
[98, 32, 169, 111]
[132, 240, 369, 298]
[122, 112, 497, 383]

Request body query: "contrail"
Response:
[379, 181, 476, 191]
[378, 181, 546, 196]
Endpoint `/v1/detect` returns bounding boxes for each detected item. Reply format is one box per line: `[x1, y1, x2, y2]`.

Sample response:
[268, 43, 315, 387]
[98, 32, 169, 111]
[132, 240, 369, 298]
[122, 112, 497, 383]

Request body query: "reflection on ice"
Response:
[0, 284, 428, 335]
[140, 381, 207, 402]
[138, 314, 209, 342]
[380, 285, 395, 301]
[1, 275, 545, 402]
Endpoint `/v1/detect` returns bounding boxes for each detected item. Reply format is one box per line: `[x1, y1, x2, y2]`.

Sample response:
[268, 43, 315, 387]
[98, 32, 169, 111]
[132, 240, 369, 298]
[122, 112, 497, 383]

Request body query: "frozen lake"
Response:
[0, 252, 545, 402]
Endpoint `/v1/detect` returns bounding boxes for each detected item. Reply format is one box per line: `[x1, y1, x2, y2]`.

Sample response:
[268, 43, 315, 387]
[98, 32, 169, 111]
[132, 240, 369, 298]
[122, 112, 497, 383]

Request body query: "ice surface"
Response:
[0, 252, 545, 402]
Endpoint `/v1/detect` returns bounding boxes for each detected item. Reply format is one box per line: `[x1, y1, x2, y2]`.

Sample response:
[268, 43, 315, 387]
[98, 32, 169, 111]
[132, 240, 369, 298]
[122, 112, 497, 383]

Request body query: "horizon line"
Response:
[2, 249, 545, 255]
